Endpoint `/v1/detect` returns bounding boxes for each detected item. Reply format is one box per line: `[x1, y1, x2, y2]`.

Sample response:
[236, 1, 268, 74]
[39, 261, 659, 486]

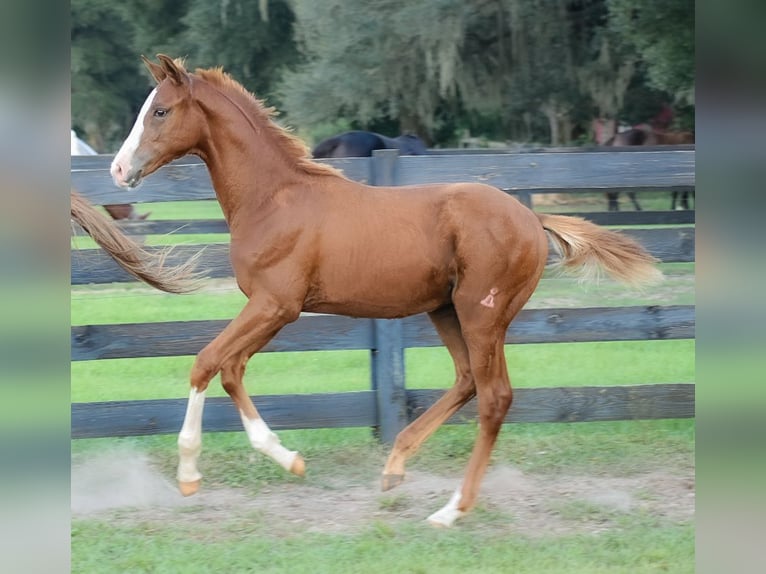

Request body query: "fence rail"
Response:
[71, 148, 696, 442]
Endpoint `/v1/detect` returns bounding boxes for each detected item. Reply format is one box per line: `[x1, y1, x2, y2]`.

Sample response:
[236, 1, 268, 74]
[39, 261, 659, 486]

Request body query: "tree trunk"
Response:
[541, 103, 560, 146]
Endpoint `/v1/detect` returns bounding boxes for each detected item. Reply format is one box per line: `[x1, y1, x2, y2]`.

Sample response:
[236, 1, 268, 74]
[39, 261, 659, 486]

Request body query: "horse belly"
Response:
[306, 252, 453, 318]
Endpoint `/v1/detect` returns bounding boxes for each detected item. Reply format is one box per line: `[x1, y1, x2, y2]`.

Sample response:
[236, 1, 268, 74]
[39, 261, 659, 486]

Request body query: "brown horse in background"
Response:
[610, 125, 695, 210]
[593, 118, 695, 211]
[109, 55, 662, 527]
[71, 190, 200, 293]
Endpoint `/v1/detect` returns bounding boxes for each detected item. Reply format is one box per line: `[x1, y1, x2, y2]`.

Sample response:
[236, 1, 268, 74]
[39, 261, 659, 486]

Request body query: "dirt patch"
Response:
[72, 451, 693, 537]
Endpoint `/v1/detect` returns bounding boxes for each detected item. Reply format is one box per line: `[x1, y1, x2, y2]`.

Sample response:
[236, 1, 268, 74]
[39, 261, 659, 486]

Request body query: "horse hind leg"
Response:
[427, 270, 543, 527]
[382, 305, 476, 491]
[427, 331, 512, 527]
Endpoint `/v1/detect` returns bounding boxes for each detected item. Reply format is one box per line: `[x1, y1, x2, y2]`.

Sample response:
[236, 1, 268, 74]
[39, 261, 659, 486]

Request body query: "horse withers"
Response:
[109, 55, 663, 527]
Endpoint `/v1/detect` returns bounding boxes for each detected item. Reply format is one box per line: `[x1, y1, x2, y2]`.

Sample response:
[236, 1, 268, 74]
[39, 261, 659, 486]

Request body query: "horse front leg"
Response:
[177, 294, 300, 496]
[220, 352, 305, 476]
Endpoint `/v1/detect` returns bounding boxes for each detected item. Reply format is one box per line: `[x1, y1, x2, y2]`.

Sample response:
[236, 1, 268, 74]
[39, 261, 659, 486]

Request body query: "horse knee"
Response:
[190, 352, 218, 392]
[220, 359, 246, 395]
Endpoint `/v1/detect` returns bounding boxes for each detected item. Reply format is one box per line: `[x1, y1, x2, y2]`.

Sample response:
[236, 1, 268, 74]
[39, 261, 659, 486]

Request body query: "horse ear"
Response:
[142, 55, 166, 84]
[156, 54, 189, 87]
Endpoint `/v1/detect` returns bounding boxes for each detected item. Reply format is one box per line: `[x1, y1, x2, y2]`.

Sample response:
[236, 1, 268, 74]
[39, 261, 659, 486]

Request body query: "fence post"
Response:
[516, 190, 533, 209]
[369, 148, 407, 443]
[371, 148, 399, 186]
[371, 318, 408, 443]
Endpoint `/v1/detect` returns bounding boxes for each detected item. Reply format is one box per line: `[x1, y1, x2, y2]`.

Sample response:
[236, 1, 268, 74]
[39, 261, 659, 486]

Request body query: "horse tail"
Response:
[70, 190, 203, 294]
[536, 213, 663, 287]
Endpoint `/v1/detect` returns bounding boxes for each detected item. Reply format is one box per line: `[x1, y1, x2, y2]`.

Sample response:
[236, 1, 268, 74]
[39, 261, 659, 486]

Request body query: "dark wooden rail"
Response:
[71, 148, 695, 441]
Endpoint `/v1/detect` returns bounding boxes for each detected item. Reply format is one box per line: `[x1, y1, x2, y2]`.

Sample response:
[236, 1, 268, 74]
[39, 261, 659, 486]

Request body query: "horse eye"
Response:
[153, 108, 168, 118]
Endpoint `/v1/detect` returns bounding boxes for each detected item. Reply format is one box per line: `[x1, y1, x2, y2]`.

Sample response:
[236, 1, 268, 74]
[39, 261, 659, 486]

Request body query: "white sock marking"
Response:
[111, 88, 157, 184]
[239, 411, 298, 471]
[427, 488, 466, 527]
[177, 388, 205, 483]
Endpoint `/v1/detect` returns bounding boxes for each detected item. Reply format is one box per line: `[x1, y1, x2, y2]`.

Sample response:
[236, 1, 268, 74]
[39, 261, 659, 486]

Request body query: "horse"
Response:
[71, 130, 151, 221]
[312, 130, 427, 158]
[591, 119, 643, 212]
[109, 55, 662, 527]
[608, 125, 695, 211]
[70, 189, 200, 293]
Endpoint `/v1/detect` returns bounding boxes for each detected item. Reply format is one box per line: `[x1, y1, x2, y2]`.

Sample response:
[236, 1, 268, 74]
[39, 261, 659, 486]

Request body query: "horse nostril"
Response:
[110, 162, 124, 182]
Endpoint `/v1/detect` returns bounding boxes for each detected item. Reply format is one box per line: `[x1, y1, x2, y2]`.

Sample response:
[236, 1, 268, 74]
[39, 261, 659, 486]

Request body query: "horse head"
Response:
[111, 55, 205, 189]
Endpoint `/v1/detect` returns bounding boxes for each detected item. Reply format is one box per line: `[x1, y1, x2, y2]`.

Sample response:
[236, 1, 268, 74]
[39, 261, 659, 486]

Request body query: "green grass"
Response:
[71, 517, 693, 574]
[71, 198, 695, 572]
[71, 339, 694, 401]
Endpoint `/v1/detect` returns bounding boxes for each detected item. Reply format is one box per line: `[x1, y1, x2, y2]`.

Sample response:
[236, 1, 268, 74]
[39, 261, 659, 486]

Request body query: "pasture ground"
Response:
[72, 420, 694, 573]
[71, 197, 694, 572]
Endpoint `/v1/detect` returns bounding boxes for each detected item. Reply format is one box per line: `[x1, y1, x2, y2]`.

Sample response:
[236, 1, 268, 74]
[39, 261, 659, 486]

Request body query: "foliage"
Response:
[175, 0, 298, 99]
[278, 0, 472, 141]
[607, 0, 695, 104]
[71, 0, 299, 151]
[71, 0, 146, 151]
[71, 0, 695, 149]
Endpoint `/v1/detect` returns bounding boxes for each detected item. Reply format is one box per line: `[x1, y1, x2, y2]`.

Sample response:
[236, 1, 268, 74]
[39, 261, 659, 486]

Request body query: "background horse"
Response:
[71, 190, 200, 293]
[609, 125, 695, 210]
[312, 130, 427, 158]
[71, 130, 151, 221]
[109, 55, 662, 528]
[592, 118, 695, 211]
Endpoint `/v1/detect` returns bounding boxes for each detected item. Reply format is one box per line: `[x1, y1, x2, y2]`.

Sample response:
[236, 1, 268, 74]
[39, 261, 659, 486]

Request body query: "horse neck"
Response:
[193, 81, 305, 227]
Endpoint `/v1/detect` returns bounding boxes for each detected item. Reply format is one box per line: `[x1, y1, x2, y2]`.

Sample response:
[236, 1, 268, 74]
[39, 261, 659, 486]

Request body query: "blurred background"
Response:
[71, 0, 694, 152]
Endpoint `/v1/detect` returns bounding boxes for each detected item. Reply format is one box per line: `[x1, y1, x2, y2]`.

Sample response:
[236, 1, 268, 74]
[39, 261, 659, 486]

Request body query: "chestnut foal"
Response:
[110, 55, 661, 527]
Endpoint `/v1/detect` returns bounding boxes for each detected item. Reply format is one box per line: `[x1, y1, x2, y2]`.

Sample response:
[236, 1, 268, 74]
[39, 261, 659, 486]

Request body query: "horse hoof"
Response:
[290, 454, 306, 477]
[179, 479, 201, 497]
[381, 473, 405, 491]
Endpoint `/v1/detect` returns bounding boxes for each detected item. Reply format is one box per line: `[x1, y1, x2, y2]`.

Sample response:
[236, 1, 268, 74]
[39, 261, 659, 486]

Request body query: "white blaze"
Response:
[110, 88, 157, 184]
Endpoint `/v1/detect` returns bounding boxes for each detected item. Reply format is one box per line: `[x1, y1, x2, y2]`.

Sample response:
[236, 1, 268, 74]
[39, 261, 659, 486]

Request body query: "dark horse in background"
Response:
[312, 130, 427, 158]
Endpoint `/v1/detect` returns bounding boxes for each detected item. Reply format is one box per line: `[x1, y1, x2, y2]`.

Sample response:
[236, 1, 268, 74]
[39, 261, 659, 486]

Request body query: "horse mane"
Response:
[191, 65, 342, 177]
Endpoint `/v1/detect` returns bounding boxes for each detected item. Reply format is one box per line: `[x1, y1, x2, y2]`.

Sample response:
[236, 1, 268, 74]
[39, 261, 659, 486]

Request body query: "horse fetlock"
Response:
[177, 432, 201, 455]
[427, 489, 467, 527]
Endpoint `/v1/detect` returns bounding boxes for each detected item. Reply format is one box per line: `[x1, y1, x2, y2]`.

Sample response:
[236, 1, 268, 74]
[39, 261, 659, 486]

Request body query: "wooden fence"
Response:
[71, 147, 695, 442]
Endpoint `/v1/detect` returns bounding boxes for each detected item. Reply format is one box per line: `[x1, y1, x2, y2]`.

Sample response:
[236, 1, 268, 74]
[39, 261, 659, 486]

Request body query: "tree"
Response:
[280, 0, 616, 145]
[279, 0, 476, 142]
[71, 0, 146, 151]
[607, 0, 694, 104]
[176, 0, 299, 100]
